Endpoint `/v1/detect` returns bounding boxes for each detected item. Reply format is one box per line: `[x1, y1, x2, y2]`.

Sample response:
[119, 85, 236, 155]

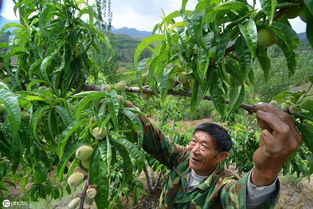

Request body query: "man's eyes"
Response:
[201, 144, 209, 149]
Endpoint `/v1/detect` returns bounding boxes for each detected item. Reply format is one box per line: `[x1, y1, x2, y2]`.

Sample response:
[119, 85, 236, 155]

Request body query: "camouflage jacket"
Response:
[140, 116, 280, 209]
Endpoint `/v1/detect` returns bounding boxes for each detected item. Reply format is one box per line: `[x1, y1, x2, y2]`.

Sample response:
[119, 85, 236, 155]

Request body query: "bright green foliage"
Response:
[0, 0, 114, 97]
[135, 0, 313, 117]
[0, 0, 313, 207]
[134, 0, 313, 180]
[0, 0, 144, 206]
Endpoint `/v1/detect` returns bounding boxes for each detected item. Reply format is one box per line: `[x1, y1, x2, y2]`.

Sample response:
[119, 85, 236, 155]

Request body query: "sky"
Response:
[0, 0, 306, 33]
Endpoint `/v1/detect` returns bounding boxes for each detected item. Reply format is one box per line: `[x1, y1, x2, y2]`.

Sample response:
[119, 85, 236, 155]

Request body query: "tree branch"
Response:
[79, 176, 89, 209]
[84, 84, 255, 114]
[143, 165, 153, 194]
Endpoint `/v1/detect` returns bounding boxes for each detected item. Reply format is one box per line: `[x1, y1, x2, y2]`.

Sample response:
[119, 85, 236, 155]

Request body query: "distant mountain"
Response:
[297, 32, 309, 46]
[112, 27, 152, 38]
[112, 33, 152, 62]
[0, 16, 19, 32]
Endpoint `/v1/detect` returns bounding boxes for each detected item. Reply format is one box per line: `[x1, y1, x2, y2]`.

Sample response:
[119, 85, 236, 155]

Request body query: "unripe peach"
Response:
[67, 172, 85, 187]
[68, 197, 81, 209]
[288, 104, 302, 114]
[142, 93, 151, 100]
[178, 72, 188, 84]
[114, 81, 127, 91]
[21, 111, 30, 121]
[141, 73, 147, 84]
[257, 28, 276, 48]
[183, 80, 194, 90]
[101, 84, 112, 92]
[82, 160, 91, 169]
[269, 101, 279, 109]
[118, 95, 124, 103]
[75, 145, 94, 161]
[85, 196, 94, 206]
[168, 78, 176, 90]
[281, 103, 290, 111]
[91, 127, 107, 139]
[86, 187, 97, 199]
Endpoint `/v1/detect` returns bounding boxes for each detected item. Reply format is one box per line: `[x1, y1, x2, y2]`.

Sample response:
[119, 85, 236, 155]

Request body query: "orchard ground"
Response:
[4, 118, 313, 209]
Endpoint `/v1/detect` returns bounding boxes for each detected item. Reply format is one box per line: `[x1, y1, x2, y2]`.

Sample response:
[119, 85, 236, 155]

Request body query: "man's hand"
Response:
[251, 103, 302, 186]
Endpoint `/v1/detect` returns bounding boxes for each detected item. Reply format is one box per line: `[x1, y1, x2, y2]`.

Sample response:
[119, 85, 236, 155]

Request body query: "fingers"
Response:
[256, 110, 290, 136]
[253, 103, 302, 145]
[261, 129, 276, 149]
[126, 100, 134, 108]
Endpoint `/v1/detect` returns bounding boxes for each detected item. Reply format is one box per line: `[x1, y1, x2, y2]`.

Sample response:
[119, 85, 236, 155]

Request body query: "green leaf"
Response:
[24, 95, 50, 103]
[160, 66, 173, 100]
[31, 106, 50, 141]
[162, 10, 181, 25]
[40, 55, 55, 83]
[181, 0, 189, 12]
[309, 74, 313, 84]
[214, 1, 250, 12]
[210, 75, 225, 118]
[0, 23, 24, 35]
[122, 109, 144, 147]
[307, 18, 313, 48]
[296, 122, 313, 153]
[300, 99, 313, 113]
[112, 138, 145, 171]
[111, 140, 133, 183]
[29, 59, 43, 78]
[225, 58, 244, 84]
[59, 119, 87, 159]
[55, 105, 73, 127]
[239, 20, 257, 58]
[134, 35, 165, 66]
[304, 0, 313, 16]
[108, 91, 120, 129]
[89, 144, 109, 209]
[270, 21, 299, 51]
[260, 0, 277, 24]
[256, 47, 271, 81]
[106, 137, 112, 173]
[228, 83, 245, 114]
[0, 82, 9, 90]
[0, 89, 21, 139]
[26, 80, 48, 91]
[275, 37, 297, 76]
[191, 82, 205, 109]
[75, 92, 105, 120]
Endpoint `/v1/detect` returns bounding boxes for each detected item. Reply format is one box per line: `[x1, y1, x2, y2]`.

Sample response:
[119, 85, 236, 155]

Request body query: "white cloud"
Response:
[111, 0, 197, 31]
[1, 0, 18, 19]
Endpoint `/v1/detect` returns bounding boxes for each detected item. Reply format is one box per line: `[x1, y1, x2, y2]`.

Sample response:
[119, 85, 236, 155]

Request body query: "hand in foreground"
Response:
[251, 103, 302, 186]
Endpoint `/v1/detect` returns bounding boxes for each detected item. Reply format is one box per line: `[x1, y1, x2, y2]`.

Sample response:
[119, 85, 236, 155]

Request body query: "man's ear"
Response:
[216, 152, 228, 163]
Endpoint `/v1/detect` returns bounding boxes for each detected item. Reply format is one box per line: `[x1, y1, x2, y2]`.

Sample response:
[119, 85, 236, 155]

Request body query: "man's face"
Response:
[188, 131, 222, 176]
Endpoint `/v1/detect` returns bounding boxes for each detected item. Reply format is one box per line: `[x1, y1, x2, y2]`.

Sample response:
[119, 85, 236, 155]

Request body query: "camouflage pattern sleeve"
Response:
[139, 115, 188, 168]
[220, 173, 280, 209]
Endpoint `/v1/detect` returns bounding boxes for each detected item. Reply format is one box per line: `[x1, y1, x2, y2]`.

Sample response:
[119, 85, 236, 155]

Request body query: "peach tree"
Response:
[0, 0, 313, 208]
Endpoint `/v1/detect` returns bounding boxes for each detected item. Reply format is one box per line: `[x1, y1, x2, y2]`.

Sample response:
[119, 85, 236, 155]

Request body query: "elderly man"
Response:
[130, 102, 302, 209]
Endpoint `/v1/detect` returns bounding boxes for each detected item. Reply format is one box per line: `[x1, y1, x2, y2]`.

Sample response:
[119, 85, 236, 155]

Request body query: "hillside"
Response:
[112, 34, 151, 63]
[112, 27, 151, 38]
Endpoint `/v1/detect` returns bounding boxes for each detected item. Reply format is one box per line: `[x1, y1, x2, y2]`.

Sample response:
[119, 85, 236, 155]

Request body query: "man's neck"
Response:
[193, 164, 218, 176]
